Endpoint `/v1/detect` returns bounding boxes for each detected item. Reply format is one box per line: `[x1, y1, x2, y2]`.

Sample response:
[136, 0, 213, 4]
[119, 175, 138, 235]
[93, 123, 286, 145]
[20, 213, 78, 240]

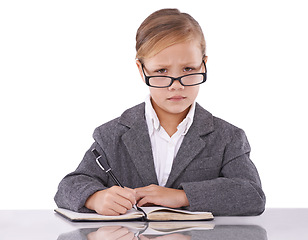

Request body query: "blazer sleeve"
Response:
[180, 128, 266, 216]
[54, 142, 108, 213]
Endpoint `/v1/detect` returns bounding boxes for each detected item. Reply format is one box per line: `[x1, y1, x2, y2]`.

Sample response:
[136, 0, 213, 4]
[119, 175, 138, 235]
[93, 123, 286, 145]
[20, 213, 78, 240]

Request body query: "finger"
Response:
[117, 231, 135, 240]
[108, 227, 131, 239]
[135, 187, 154, 200]
[97, 206, 120, 216]
[114, 191, 136, 211]
[96, 226, 123, 234]
[135, 191, 145, 202]
[96, 205, 120, 216]
[123, 187, 137, 204]
[114, 187, 136, 205]
[101, 188, 135, 215]
[137, 196, 152, 207]
[110, 200, 132, 215]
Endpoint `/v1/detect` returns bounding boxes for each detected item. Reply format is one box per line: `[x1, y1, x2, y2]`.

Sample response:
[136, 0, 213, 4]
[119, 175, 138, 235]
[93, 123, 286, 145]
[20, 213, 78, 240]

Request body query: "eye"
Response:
[156, 68, 167, 74]
[184, 67, 195, 72]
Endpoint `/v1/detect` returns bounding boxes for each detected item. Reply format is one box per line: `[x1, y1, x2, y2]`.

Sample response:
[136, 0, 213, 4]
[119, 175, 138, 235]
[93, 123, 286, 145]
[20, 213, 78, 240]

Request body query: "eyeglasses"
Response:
[141, 60, 207, 88]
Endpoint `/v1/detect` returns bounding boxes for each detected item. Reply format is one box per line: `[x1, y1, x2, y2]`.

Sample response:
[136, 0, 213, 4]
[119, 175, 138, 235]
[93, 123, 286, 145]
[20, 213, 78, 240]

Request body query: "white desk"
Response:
[1, 208, 307, 240]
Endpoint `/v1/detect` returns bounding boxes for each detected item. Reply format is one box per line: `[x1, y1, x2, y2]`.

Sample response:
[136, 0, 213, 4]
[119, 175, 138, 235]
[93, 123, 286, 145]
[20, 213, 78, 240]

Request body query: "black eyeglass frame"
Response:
[141, 60, 207, 88]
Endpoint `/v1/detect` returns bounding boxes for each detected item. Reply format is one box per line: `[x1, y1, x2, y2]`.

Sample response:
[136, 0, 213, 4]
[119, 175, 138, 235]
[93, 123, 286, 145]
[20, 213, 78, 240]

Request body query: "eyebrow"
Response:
[152, 62, 200, 69]
[152, 64, 171, 69]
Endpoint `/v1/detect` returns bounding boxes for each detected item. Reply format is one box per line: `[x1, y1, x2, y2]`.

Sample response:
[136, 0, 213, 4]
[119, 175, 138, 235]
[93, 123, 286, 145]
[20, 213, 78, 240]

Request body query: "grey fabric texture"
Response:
[54, 102, 265, 216]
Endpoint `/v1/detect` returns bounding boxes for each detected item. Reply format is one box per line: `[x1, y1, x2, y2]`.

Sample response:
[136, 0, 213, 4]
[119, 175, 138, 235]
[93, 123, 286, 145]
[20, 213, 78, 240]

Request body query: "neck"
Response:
[151, 99, 190, 137]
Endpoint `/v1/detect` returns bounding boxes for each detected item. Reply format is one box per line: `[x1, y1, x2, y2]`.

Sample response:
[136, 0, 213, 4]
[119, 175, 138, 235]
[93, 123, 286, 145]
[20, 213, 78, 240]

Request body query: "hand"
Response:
[85, 186, 136, 216]
[135, 184, 189, 208]
[87, 226, 138, 240]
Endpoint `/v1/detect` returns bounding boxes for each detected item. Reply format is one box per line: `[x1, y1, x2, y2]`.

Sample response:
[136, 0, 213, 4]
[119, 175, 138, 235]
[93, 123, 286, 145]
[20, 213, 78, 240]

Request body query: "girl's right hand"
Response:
[87, 226, 138, 240]
[85, 186, 136, 216]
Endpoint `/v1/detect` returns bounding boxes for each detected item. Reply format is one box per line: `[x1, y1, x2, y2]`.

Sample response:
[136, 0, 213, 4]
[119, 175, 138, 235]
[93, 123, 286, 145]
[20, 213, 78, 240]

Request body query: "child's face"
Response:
[137, 40, 206, 116]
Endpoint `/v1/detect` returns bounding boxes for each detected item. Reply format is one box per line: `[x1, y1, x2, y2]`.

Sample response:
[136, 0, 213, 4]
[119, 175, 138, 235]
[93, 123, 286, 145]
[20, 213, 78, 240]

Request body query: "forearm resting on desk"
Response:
[85, 184, 190, 216]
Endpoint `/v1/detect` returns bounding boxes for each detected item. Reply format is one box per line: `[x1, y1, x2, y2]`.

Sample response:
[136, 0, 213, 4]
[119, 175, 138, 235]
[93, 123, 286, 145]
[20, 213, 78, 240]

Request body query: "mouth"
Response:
[167, 96, 187, 101]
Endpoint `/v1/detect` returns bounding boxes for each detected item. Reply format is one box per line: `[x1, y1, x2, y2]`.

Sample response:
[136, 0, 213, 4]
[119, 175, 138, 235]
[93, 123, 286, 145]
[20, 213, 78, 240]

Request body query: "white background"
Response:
[1, 0, 307, 210]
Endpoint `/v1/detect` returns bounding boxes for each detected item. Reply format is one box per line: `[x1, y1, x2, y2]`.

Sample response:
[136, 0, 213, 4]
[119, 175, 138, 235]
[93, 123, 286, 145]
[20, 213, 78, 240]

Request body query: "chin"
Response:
[166, 106, 190, 115]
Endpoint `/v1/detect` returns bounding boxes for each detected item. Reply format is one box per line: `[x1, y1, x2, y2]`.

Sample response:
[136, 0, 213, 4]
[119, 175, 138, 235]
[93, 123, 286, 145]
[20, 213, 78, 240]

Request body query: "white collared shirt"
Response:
[144, 95, 196, 186]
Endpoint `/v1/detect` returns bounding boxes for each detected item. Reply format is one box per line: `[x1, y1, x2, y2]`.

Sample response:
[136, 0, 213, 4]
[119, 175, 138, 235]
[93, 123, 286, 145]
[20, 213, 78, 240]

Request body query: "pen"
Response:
[91, 148, 145, 215]
[92, 148, 123, 187]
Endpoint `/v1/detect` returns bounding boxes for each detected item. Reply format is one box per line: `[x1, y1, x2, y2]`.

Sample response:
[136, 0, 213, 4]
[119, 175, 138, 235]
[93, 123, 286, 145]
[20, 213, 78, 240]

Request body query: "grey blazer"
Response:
[54, 103, 265, 216]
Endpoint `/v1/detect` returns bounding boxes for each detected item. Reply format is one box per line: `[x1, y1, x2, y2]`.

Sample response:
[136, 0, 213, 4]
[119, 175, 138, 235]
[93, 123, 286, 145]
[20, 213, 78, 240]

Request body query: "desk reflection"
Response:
[58, 223, 267, 240]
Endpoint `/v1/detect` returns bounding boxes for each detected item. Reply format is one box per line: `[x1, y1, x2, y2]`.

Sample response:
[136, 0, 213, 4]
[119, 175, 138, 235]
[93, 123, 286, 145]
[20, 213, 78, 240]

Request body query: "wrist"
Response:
[178, 189, 189, 207]
[85, 191, 98, 211]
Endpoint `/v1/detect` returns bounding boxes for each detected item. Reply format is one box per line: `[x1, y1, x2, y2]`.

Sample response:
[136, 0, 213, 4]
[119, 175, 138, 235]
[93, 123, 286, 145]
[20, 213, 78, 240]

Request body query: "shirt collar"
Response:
[145, 95, 196, 136]
[179, 101, 195, 135]
[145, 95, 160, 135]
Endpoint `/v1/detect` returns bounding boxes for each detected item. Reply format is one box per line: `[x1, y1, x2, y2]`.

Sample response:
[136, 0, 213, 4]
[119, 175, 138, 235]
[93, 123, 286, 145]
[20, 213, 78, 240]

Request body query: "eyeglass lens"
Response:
[148, 74, 204, 87]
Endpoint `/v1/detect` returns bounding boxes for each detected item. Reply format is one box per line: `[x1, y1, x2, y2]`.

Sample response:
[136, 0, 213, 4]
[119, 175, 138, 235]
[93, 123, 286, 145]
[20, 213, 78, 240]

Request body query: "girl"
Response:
[55, 8, 265, 216]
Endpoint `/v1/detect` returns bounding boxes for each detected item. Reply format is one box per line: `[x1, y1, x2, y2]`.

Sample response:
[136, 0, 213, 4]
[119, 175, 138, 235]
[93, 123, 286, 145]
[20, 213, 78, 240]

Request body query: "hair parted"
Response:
[136, 8, 206, 62]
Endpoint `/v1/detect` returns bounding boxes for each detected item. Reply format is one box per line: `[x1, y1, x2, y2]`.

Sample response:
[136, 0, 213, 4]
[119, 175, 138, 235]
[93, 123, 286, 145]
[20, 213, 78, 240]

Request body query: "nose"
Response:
[168, 79, 184, 91]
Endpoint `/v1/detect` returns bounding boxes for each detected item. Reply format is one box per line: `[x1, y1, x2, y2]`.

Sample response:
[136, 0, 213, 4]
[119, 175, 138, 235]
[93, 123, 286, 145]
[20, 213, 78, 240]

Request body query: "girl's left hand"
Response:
[135, 184, 189, 208]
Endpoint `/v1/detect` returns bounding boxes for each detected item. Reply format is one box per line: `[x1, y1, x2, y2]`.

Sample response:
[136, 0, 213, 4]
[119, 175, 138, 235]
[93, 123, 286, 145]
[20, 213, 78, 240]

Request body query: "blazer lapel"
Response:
[165, 104, 215, 188]
[120, 104, 159, 186]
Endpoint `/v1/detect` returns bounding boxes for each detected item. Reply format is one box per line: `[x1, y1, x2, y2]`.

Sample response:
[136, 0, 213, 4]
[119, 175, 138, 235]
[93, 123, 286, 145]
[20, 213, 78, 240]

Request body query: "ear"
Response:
[136, 59, 145, 83]
[203, 55, 208, 64]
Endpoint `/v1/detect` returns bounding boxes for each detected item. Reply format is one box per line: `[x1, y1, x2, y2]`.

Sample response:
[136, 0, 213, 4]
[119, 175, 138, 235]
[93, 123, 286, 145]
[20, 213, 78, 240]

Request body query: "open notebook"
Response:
[55, 206, 214, 222]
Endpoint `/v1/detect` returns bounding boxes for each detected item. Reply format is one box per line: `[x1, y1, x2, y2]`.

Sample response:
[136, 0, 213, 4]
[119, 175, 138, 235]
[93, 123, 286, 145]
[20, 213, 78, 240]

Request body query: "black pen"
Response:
[92, 148, 123, 187]
[91, 148, 145, 215]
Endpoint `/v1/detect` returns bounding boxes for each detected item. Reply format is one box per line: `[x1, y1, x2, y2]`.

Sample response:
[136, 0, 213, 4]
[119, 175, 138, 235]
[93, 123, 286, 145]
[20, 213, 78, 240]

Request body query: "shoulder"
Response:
[214, 116, 249, 146]
[195, 103, 251, 160]
[195, 103, 248, 142]
[214, 116, 245, 136]
[93, 102, 145, 141]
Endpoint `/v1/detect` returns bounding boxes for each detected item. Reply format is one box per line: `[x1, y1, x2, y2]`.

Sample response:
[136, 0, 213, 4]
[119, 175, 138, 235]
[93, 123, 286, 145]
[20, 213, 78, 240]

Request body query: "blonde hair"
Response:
[136, 8, 206, 62]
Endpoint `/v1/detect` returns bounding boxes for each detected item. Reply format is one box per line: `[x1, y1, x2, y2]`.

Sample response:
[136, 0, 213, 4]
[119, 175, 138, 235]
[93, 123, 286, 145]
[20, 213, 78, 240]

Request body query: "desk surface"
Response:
[1, 208, 307, 240]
